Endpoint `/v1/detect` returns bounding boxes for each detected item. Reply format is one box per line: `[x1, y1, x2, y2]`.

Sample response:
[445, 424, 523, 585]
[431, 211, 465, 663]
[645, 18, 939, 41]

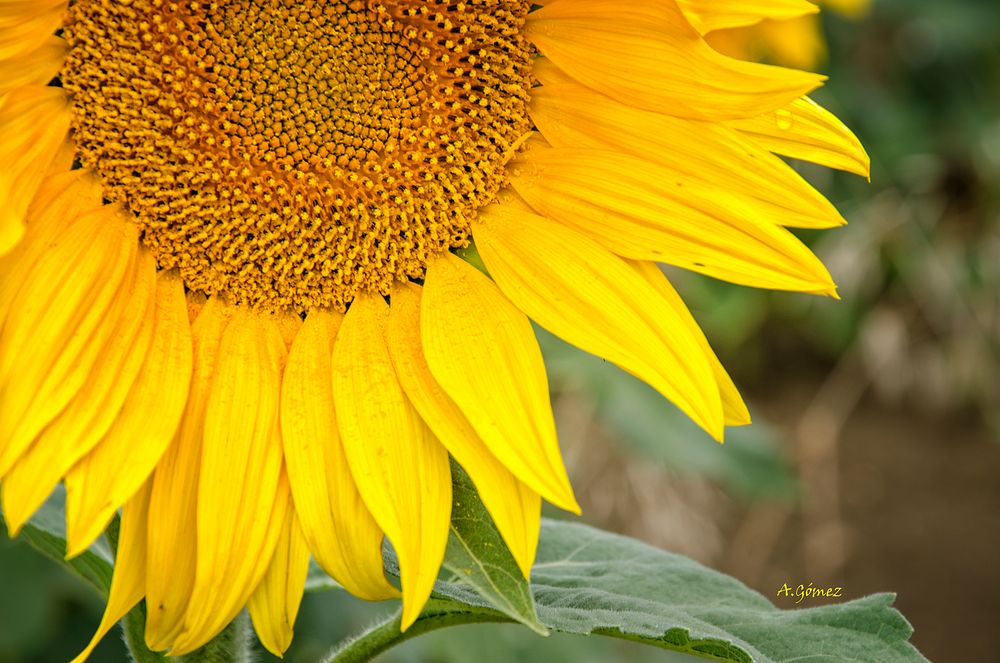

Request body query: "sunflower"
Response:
[0, 0, 868, 658]
[684, 0, 873, 71]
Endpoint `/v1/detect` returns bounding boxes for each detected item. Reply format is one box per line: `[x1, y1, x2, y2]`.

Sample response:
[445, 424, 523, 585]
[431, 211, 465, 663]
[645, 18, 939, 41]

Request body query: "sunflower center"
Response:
[61, 0, 533, 312]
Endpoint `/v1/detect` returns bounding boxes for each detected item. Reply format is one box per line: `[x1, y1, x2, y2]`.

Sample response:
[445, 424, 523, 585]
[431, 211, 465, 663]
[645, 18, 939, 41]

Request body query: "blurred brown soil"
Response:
[566, 368, 1000, 663]
[736, 382, 1000, 663]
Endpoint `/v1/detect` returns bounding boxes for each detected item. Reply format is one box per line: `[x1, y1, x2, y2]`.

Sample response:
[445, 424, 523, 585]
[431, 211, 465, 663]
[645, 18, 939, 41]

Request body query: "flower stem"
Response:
[324, 600, 513, 663]
[175, 612, 255, 663]
[119, 604, 253, 663]
[122, 602, 166, 663]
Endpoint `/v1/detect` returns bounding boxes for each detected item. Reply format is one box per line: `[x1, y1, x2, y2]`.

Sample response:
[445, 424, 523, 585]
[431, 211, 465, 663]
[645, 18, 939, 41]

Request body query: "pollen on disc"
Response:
[61, 0, 534, 312]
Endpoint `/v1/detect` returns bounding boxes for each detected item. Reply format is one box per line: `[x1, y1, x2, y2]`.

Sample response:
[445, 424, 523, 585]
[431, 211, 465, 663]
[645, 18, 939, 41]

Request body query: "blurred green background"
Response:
[2, 1, 998, 661]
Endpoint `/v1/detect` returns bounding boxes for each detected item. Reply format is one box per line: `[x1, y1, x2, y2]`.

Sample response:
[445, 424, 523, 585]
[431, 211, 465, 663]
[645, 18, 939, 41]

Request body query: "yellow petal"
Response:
[475, 204, 726, 439]
[0, 207, 137, 486]
[70, 480, 152, 663]
[64, 269, 193, 557]
[388, 282, 542, 577]
[0, 36, 66, 95]
[728, 15, 826, 69]
[778, 19, 826, 69]
[248, 504, 311, 658]
[530, 71, 845, 229]
[170, 312, 289, 654]
[0, 172, 108, 350]
[1, 248, 155, 534]
[702, 24, 756, 63]
[0, 0, 65, 16]
[421, 253, 580, 514]
[0, 85, 71, 254]
[25, 168, 104, 223]
[0, 169, 104, 330]
[510, 143, 837, 295]
[727, 96, 871, 177]
[0, 0, 66, 61]
[280, 310, 398, 600]
[45, 136, 77, 176]
[677, 0, 818, 33]
[332, 293, 451, 630]
[525, 0, 824, 122]
[144, 297, 232, 649]
[629, 261, 752, 426]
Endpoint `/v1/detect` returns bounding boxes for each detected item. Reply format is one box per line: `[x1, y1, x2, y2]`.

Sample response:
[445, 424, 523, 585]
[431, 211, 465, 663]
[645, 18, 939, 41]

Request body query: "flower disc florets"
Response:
[63, 0, 533, 312]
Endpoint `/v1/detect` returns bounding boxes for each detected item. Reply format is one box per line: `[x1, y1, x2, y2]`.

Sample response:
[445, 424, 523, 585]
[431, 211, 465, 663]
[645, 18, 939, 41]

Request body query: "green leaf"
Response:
[441, 462, 547, 635]
[400, 518, 926, 662]
[532, 520, 926, 662]
[0, 485, 113, 597]
[384, 461, 546, 635]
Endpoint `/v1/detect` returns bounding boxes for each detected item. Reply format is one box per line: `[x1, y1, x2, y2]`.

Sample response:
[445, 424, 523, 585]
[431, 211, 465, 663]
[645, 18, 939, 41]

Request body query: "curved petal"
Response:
[0, 36, 66, 95]
[145, 297, 233, 649]
[530, 72, 845, 229]
[1, 248, 155, 533]
[281, 310, 398, 600]
[0, 206, 136, 486]
[525, 0, 823, 121]
[332, 294, 451, 630]
[421, 252, 580, 514]
[777, 17, 828, 70]
[0, 85, 72, 253]
[388, 282, 542, 577]
[70, 480, 152, 663]
[474, 204, 725, 439]
[248, 503, 311, 658]
[727, 96, 870, 177]
[677, 0, 818, 33]
[64, 268, 193, 557]
[629, 261, 751, 426]
[0, 169, 103, 335]
[0, 0, 67, 61]
[510, 142, 837, 295]
[169, 312, 289, 654]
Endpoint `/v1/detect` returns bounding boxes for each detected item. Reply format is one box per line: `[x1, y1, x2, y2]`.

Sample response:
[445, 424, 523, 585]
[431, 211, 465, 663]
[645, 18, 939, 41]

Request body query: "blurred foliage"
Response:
[539, 328, 798, 503]
[4, 1, 999, 661]
[0, 532, 125, 663]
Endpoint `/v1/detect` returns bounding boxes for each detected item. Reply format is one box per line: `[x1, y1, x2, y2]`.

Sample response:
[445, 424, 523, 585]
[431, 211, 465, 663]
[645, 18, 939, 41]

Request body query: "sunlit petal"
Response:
[70, 481, 152, 663]
[144, 297, 233, 649]
[526, 0, 823, 121]
[169, 312, 288, 654]
[728, 96, 871, 177]
[677, 0, 818, 33]
[511, 142, 837, 294]
[333, 294, 451, 630]
[0, 86, 71, 253]
[388, 282, 542, 577]
[65, 269, 193, 557]
[422, 253, 580, 514]
[281, 310, 399, 600]
[247, 487, 311, 658]
[475, 204, 726, 439]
